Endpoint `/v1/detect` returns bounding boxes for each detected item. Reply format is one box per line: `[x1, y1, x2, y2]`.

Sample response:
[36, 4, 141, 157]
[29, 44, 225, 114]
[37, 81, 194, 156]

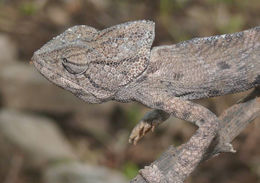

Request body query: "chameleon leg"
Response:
[129, 109, 170, 144]
[138, 95, 220, 182]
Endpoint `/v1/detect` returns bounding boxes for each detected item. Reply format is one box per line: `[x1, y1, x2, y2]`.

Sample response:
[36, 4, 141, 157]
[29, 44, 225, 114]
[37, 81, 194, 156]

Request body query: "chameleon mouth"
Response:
[31, 53, 101, 104]
[32, 54, 76, 90]
[32, 54, 46, 77]
[32, 54, 68, 89]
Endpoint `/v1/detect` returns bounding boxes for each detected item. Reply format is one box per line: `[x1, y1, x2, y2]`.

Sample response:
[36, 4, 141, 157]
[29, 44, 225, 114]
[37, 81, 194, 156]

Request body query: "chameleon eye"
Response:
[61, 58, 88, 75]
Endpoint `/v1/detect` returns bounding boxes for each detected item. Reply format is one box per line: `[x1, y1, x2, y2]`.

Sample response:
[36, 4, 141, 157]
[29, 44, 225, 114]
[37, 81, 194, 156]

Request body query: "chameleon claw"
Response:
[129, 120, 156, 144]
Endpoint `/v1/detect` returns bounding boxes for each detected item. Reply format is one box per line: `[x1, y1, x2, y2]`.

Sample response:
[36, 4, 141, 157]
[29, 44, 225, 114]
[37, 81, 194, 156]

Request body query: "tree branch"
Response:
[131, 87, 260, 183]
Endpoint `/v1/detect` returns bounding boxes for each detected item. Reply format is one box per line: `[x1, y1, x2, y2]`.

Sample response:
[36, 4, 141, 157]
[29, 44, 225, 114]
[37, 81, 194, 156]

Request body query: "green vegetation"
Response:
[122, 161, 139, 179]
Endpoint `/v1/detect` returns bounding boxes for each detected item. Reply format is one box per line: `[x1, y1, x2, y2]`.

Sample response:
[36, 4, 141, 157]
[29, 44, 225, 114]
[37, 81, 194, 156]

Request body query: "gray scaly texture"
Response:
[32, 20, 260, 182]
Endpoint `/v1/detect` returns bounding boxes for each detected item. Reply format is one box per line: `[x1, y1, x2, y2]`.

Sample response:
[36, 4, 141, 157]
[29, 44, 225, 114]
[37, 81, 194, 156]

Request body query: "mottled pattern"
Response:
[144, 26, 260, 99]
[128, 26, 259, 180]
[32, 21, 260, 183]
[33, 20, 154, 102]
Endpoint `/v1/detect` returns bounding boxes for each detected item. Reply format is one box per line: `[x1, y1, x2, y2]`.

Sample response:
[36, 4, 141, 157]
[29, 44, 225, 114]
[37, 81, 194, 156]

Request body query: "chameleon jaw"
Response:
[32, 53, 103, 104]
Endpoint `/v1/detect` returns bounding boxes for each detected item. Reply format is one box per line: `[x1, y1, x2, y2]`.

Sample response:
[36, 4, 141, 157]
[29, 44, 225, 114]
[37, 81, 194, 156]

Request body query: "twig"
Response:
[131, 87, 260, 183]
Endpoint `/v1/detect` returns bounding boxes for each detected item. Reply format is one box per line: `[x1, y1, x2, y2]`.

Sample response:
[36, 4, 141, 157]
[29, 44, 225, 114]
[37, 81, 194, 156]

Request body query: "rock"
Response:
[0, 109, 76, 164]
[44, 162, 128, 183]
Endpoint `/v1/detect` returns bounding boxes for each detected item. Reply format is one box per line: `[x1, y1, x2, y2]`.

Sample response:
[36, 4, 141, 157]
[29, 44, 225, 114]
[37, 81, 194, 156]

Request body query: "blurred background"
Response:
[0, 0, 259, 183]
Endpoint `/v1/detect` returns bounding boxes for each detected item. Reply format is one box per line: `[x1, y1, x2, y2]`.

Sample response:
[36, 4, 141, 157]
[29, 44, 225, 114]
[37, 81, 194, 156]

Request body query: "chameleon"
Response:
[32, 20, 260, 180]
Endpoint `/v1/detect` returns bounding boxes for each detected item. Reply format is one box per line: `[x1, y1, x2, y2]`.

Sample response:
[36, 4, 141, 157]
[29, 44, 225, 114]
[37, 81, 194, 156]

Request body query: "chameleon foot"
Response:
[129, 120, 156, 145]
[129, 109, 170, 145]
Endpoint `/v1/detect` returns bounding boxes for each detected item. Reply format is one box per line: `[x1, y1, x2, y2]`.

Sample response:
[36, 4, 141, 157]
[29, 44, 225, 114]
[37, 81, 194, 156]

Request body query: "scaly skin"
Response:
[32, 20, 260, 182]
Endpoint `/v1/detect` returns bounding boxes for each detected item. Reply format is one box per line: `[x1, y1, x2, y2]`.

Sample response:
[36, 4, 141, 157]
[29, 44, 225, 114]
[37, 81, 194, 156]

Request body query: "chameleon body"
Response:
[32, 20, 260, 181]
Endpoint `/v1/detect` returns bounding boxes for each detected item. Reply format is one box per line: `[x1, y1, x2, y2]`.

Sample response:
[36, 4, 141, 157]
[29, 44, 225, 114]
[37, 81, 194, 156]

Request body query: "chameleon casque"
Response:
[32, 20, 260, 179]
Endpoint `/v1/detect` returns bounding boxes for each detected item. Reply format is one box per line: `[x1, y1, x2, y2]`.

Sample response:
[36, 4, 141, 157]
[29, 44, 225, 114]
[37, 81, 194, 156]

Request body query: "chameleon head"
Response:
[32, 20, 155, 103]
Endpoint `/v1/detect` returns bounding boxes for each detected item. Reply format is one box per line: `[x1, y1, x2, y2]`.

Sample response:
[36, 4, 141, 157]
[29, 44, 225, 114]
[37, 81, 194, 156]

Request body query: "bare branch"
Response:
[131, 87, 260, 183]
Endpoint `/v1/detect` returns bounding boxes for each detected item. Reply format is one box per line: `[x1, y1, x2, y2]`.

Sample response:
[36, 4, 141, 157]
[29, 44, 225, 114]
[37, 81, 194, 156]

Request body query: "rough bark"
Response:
[131, 87, 260, 183]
